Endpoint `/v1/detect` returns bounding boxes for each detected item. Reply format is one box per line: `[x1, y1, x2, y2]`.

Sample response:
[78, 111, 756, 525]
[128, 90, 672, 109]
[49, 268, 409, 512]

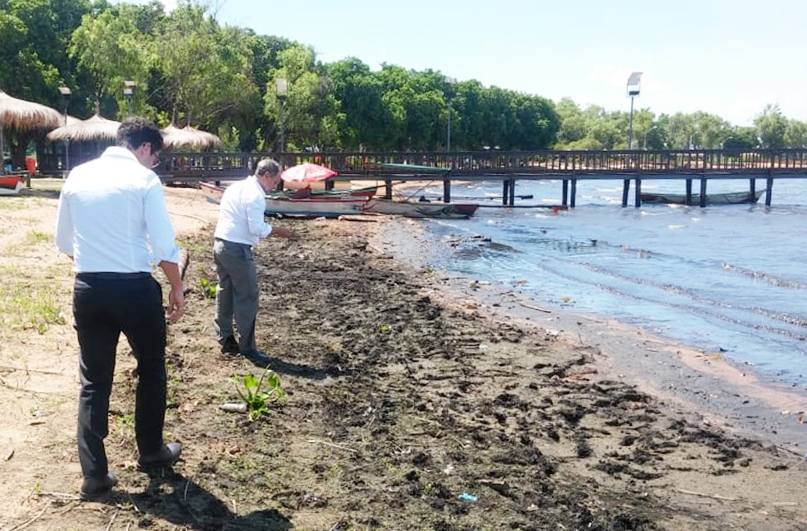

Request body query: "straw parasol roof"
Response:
[0, 89, 62, 131]
[46, 113, 121, 142]
[161, 123, 221, 150]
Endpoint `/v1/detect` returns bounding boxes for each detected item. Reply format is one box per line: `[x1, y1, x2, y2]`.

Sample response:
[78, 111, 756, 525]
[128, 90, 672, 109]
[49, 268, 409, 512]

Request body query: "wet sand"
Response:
[370, 215, 807, 453]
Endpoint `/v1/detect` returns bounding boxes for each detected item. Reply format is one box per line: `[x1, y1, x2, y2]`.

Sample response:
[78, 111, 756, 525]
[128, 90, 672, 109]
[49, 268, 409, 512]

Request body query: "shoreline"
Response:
[370, 215, 807, 452]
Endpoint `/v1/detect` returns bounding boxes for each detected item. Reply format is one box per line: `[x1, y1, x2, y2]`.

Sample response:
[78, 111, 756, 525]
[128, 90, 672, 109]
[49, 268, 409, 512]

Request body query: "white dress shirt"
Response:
[54, 146, 180, 272]
[213, 176, 273, 246]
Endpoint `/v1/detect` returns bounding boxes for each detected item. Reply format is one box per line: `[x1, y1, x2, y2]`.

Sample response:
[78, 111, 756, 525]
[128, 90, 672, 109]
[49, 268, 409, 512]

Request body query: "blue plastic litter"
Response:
[458, 492, 477, 502]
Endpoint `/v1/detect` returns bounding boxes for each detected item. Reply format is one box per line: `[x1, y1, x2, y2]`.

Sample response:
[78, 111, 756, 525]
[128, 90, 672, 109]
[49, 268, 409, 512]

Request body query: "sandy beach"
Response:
[0, 181, 805, 530]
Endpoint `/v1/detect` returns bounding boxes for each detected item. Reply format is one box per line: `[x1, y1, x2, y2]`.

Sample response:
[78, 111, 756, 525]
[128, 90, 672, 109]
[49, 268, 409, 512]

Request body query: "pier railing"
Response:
[152, 148, 807, 184]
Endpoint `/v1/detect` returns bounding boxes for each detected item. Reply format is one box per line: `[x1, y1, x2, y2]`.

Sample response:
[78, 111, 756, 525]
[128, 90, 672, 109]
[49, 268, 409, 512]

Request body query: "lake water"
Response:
[412, 177, 807, 389]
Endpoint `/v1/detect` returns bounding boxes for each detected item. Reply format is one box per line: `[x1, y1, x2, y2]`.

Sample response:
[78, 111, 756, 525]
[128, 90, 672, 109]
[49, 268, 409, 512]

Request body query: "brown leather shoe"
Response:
[80, 472, 117, 500]
[136, 442, 182, 471]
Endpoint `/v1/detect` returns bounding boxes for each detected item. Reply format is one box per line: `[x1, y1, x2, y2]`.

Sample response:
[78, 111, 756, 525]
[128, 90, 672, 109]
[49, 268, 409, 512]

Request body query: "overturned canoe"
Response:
[640, 190, 764, 206]
[363, 199, 478, 219]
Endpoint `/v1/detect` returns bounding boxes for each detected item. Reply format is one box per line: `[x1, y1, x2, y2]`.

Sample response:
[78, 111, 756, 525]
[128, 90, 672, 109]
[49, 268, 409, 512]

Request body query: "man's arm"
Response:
[159, 260, 185, 324]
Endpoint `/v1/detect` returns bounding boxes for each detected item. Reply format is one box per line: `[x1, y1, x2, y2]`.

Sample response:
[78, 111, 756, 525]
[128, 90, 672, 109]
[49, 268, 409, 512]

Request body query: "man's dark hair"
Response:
[117, 116, 164, 153]
[255, 158, 281, 178]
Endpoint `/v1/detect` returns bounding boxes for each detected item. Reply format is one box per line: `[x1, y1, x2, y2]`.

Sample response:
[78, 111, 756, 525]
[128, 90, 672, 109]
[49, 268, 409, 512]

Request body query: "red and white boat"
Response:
[200, 182, 368, 218]
[0, 174, 26, 196]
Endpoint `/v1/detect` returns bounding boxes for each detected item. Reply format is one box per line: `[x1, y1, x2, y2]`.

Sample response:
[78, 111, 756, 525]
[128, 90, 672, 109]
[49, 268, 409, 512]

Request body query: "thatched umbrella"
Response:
[47, 113, 120, 142]
[0, 89, 63, 169]
[161, 123, 221, 150]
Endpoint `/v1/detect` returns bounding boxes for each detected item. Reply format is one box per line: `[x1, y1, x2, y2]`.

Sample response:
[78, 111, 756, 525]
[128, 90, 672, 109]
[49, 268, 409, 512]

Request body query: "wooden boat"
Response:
[279, 185, 377, 200]
[640, 190, 764, 206]
[363, 199, 478, 219]
[200, 182, 368, 218]
[0, 174, 26, 196]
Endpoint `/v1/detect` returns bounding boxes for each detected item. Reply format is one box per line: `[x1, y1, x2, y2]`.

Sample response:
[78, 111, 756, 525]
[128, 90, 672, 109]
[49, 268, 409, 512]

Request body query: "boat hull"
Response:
[363, 199, 478, 219]
[0, 175, 25, 196]
[640, 190, 764, 206]
[200, 182, 367, 218]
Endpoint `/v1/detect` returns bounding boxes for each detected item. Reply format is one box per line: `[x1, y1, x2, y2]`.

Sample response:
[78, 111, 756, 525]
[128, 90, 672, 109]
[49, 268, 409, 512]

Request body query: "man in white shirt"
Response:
[55, 117, 184, 500]
[213, 158, 294, 366]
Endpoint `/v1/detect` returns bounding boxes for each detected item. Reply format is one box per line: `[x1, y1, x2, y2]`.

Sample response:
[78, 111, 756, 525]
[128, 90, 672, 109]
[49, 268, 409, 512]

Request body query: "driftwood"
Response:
[178, 248, 190, 280]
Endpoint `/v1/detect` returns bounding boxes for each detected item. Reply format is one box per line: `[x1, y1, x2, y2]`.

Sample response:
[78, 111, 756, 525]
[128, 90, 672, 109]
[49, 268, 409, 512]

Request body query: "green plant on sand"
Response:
[233, 367, 286, 421]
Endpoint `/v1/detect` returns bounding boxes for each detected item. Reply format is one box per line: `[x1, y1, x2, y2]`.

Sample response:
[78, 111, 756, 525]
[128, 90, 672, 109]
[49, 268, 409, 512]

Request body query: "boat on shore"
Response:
[362, 199, 478, 219]
[640, 190, 764, 206]
[0, 174, 26, 196]
[200, 182, 368, 218]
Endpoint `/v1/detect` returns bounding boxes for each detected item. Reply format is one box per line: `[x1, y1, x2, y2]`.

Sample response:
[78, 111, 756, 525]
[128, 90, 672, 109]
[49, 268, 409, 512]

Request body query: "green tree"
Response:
[69, 5, 151, 117]
[264, 44, 343, 151]
[754, 104, 787, 149]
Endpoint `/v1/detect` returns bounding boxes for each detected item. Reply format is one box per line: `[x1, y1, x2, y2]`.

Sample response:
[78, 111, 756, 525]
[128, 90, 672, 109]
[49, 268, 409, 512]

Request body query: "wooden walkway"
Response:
[153, 148, 807, 207]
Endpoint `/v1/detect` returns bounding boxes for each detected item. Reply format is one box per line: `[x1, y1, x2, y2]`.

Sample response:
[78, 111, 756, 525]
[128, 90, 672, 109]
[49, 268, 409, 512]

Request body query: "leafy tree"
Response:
[264, 44, 342, 151]
[69, 5, 151, 117]
[327, 58, 391, 150]
[754, 104, 787, 149]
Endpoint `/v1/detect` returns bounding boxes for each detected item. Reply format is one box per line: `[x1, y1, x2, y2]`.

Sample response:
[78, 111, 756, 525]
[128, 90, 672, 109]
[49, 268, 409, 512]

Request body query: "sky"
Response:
[129, 0, 807, 127]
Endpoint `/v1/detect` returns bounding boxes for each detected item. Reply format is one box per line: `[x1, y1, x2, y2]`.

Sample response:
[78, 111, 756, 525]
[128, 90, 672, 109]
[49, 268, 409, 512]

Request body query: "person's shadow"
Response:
[120, 470, 293, 531]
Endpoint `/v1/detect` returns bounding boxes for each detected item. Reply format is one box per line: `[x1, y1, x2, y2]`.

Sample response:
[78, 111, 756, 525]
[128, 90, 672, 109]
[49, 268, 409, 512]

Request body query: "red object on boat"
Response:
[280, 163, 337, 183]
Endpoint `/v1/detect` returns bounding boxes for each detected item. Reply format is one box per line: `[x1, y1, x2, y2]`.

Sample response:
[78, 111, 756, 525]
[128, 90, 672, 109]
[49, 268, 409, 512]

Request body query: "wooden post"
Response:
[502, 180, 509, 206]
[699, 177, 707, 208]
[749, 178, 756, 197]
[621, 179, 630, 207]
[635, 178, 642, 208]
[508, 178, 515, 206]
[766, 170, 773, 206]
[562, 178, 569, 207]
[384, 178, 392, 200]
[443, 176, 451, 203]
[570, 177, 577, 208]
[685, 179, 693, 205]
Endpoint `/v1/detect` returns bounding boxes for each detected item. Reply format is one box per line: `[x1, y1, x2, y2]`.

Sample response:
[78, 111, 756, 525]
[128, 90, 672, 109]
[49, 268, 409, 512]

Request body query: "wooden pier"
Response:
[143, 148, 807, 207]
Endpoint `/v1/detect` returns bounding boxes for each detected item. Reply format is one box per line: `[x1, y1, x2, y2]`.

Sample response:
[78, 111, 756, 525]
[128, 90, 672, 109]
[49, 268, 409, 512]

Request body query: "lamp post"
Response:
[276, 78, 288, 155]
[626, 72, 642, 149]
[444, 76, 456, 152]
[123, 80, 136, 114]
[58, 86, 71, 174]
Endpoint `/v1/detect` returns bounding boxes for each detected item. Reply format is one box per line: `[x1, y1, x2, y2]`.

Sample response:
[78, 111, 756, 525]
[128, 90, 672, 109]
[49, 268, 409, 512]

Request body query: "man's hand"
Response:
[166, 285, 185, 323]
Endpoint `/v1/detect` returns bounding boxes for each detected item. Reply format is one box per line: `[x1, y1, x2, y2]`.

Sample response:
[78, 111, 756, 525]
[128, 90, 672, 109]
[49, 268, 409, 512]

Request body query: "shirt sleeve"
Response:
[144, 174, 181, 264]
[54, 185, 74, 256]
[245, 187, 273, 239]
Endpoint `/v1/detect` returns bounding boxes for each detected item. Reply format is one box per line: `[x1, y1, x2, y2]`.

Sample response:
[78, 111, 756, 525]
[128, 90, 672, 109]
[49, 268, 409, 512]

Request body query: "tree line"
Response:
[2, 0, 804, 159]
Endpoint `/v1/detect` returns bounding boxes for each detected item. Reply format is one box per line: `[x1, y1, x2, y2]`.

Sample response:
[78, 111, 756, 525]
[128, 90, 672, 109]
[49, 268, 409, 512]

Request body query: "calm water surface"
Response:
[415, 177, 807, 388]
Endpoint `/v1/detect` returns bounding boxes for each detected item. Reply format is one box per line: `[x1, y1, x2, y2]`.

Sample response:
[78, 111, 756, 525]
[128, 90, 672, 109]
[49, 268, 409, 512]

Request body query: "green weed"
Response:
[24, 230, 51, 245]
[0, 281, 66, 333]
[233, 367, 286, 421]
[200, 277, 217, 298]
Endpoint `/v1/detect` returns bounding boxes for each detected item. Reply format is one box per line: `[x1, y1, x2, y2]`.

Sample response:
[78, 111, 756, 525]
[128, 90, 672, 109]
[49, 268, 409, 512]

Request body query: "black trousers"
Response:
[73, 273, 167, 479]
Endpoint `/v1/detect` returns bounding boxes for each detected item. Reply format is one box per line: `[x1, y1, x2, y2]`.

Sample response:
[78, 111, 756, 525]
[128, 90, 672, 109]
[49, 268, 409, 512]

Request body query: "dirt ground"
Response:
[1, 181, 806, 531]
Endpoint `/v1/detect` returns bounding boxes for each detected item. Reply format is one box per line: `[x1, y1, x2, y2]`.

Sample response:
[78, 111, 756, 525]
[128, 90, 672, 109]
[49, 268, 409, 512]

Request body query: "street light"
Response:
[444, 76, 456, 152]
[58, 86, 71, 173]
[276, 78, 288, 154]
[626, 72, 642, 150]
[123, 80, 136, 114]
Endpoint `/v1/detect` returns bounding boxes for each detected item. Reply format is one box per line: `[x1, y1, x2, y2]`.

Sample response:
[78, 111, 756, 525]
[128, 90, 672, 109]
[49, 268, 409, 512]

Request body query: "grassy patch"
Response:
[24, 230, 52, 245]
[0, 279, 67, 334]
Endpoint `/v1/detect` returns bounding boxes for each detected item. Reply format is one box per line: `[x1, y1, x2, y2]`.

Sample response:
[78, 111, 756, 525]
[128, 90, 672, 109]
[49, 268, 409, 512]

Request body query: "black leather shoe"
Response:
[137, 442, 182, 471]
[241, 350, 271, 367]
[80, 472, 117, 500]
[221, 335, 239, 354]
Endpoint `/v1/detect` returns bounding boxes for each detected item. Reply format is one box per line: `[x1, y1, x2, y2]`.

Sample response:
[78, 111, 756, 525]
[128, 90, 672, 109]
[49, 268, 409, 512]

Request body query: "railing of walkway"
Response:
[150, 149, 807, 183]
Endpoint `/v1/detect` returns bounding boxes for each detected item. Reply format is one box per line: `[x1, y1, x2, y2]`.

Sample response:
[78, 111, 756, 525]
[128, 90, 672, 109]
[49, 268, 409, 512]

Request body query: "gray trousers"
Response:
[213, 238, 259, 353]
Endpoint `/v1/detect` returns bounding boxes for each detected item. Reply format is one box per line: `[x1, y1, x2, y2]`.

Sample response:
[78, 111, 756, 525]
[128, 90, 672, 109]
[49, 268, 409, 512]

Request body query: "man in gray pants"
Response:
[213, 158, 294, 366]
